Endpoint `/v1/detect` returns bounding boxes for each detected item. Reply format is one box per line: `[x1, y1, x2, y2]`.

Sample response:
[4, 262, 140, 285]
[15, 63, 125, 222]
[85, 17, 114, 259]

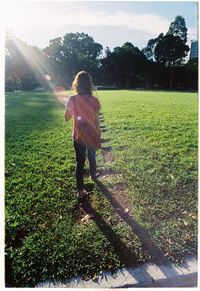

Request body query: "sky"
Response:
[3, 0, 198, 51]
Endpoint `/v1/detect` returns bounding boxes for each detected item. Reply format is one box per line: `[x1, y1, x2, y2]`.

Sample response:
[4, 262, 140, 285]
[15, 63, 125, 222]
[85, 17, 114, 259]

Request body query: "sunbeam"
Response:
[8, 34, 68, 106]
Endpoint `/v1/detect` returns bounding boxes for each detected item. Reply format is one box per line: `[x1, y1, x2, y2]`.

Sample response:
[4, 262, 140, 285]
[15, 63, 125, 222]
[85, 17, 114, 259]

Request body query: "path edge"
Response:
[35, 256, 198, 288]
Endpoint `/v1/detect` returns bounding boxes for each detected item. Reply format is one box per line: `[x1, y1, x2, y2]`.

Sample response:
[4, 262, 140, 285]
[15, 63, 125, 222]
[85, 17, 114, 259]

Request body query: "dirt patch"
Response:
[100, 121, 132, 212]
[98, 167, 133, 215]
[96, 177, 135, 219]
[102, 151, 115, 164]
[74, 195, 93, 223]
[107, 184, 134, 216]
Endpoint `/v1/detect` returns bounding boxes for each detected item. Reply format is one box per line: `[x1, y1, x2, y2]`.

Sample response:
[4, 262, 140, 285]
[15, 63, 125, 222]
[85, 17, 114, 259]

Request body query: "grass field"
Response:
[5, 90, 198, 287]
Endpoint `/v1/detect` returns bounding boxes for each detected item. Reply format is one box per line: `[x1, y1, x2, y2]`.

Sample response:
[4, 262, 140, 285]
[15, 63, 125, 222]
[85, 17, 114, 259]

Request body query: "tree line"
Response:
[5, 15, 198, 92]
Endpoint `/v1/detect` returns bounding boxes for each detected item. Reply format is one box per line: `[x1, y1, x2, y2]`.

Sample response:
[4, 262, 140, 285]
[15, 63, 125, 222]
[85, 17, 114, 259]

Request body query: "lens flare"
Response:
[7, 36, 68, 106]
[53, 85, 68, 105]
[45, 74, 51, 81]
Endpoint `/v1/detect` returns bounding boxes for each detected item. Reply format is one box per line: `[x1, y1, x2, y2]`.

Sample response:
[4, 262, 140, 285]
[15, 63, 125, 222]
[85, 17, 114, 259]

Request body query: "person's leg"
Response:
[87, 147, 97, 179]
[74, 140, 86, 191]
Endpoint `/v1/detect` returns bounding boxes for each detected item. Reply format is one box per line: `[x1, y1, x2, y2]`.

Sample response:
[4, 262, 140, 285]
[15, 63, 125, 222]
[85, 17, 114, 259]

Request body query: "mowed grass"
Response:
[5, 90, 198, 287]
[97, 90, 198, 261]
[5, 91, 148, 287]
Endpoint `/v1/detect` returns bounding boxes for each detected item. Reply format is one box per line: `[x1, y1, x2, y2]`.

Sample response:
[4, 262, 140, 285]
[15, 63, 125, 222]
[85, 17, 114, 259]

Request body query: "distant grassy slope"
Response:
[97, 90, 198, 261]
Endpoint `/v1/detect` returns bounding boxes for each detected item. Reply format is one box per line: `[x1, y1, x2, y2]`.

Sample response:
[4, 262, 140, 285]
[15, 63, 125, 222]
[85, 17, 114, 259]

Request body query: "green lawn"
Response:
[97, 90, 198, 258]
[5, 90, 198, 286]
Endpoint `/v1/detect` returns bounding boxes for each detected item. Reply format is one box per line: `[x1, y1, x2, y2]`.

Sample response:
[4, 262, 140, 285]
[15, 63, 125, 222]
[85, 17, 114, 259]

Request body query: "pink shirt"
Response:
[66, 94, 100, 142]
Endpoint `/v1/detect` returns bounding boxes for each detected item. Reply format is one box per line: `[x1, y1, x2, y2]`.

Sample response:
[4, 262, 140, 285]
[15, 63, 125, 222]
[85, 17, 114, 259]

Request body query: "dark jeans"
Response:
[74, 140, 96, 191]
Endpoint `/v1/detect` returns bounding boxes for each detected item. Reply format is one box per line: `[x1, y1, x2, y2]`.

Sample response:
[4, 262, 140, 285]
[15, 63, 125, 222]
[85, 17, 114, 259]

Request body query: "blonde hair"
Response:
[72, 71, 93, 96]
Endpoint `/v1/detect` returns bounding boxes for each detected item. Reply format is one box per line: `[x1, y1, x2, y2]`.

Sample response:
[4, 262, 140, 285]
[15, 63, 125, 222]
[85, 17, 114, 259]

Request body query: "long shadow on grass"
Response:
[94, 179, 180, 282]
[78, 196, 159, 286]
[79, 197, 139, 268]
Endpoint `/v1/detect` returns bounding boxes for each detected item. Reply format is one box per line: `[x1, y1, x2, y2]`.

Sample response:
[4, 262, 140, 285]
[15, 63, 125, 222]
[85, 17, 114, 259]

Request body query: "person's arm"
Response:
[65, 108, 72, 121]
[94, 111, 100, 129]
[94, 98, 101, 130]
[64, 97, 74, 121]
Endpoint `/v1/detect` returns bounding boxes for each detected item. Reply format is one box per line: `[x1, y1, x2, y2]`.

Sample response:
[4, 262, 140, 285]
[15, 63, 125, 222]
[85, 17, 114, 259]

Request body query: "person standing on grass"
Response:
[65, 71, 101, 199]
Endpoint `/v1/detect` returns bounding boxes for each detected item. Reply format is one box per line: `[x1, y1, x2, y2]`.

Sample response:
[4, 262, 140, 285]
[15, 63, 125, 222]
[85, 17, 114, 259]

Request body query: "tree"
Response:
[62, 33, 103, 84]
[142, 33, 164, 61]
[43, 32, 103, 86]
[183, 58, 198, 90]
[154, 34, 189, 89]
[153, 15, 189, 89]
[5, 33, 50, 91]
[44, 37, 63, 61]
[43, 37, 65, 86]
[167, 15, 188, 44]
[155, 34, 189, 65]
[101, 42, 147, 88]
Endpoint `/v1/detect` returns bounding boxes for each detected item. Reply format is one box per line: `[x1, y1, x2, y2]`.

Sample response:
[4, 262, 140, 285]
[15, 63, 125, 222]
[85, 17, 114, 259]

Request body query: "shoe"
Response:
[90, 172, 100, 180]
[77, 189, 88, 199]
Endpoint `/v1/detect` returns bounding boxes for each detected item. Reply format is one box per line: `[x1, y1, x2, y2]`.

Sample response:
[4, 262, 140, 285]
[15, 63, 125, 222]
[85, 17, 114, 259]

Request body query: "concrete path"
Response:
[36, 256, 197, 288]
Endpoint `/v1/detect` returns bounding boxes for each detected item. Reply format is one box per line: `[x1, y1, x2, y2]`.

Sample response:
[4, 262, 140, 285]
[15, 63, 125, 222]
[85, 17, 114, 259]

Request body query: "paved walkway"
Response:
[36, 256, 197, 288]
